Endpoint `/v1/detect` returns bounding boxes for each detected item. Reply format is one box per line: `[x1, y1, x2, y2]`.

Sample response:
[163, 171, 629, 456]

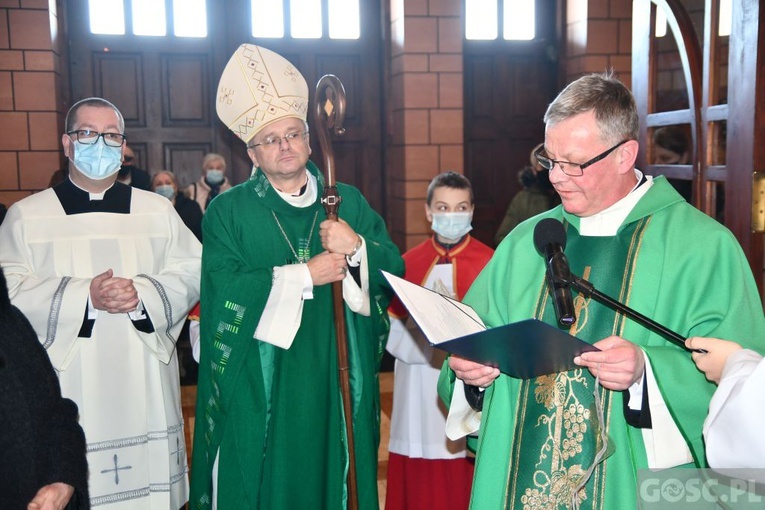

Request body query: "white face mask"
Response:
[72, 140, 122, 180]
[205, 169, 224, 185]
[154, 184, 176, 201]
[431, 212, 473, 242]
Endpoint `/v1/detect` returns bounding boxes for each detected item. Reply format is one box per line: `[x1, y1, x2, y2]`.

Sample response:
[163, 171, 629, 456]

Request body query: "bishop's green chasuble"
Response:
[190, 162, 404, 509]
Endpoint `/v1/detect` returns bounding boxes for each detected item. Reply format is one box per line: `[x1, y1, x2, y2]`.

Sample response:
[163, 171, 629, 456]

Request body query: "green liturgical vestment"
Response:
[439, 176, 765, 510]
[190, 162, 404, 509]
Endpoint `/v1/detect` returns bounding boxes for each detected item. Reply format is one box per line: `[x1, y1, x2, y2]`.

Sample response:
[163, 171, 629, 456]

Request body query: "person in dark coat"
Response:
[493, 143, 560, 246]
[116, 145, 151, 190]
[0, 267, 90, 509]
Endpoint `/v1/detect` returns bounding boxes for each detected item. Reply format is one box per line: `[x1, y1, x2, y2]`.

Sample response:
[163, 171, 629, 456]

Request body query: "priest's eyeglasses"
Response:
[534, 140, 629, 177]
[67, 130, 127, 148]
[249, 131, 308, 150]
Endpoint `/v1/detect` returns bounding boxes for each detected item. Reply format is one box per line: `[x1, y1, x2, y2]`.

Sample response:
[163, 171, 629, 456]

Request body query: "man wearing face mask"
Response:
[117, 144, 151, 190]
[186, 152, 231, 213]
[385, 171, 494, 510]
[0, 97, 202, 509]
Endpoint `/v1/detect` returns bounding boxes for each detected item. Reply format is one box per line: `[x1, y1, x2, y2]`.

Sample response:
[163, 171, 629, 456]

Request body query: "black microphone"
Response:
[534, 218, 576, 327]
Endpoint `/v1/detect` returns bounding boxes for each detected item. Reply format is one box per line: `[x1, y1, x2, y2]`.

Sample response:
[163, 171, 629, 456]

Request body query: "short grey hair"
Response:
[202, 153, 226, 170]
[544, 72, 638, 144]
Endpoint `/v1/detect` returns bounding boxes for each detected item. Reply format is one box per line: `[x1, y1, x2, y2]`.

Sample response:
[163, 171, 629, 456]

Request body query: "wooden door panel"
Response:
[68, 0, 387, 219]
[632, 0, 764, 294]
[465, 44, 558, 246]
[161, 55, 211, 126]
[92, 53, 146, 125]
[164, 143, 213, 186]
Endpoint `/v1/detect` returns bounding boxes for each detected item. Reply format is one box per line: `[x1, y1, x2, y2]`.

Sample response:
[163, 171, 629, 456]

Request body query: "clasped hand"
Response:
[90, 269, 139, 314]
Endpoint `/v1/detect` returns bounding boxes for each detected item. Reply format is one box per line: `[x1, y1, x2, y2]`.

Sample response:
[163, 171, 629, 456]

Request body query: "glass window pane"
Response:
[291, 0, 322, 38]
[503, 0, 535, 40]
[174, 0, 207, 38]
[466, 0, 498, 40]
[133, 0, 167, 36]
[655, 5, 667, 38]
[329, 0, 360, 39]
[89, 0, 125, 35]
[718, 0, 732, 37]
[652, 8, 689, 112]
[252, 0, 285, 38]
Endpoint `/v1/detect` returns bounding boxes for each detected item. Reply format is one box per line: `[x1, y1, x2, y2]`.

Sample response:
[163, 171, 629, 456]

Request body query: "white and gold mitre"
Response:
[216, 44, 309, 144]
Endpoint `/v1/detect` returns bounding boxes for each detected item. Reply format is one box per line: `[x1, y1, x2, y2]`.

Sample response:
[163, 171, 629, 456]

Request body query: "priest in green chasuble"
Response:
[189, 44, 404, 509]
[438, 73, 765, 510]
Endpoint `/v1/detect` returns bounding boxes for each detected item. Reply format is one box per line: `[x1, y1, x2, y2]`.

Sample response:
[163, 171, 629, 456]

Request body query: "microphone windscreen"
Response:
[533, 218, 567, 253]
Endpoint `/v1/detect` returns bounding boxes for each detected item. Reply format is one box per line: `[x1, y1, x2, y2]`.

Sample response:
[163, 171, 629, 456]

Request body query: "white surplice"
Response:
[0, 185, 201, 508]
[704, 348, 765, 472]
[387, 264, 467, 459]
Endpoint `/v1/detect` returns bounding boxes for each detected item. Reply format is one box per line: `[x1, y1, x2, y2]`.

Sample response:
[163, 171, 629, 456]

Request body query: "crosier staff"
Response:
[313, 74, 358, 510]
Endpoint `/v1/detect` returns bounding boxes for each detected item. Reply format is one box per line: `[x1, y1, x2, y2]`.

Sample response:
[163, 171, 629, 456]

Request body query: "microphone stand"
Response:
[551, 252, 699, 352]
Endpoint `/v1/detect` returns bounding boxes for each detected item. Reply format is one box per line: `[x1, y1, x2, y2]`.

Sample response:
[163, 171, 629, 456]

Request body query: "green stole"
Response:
[507, 219, 648, 509]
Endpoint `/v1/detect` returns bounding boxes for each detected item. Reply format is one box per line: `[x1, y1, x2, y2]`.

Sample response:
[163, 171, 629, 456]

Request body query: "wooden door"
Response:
[632, 0, 764, 295]
[219, 0, 387, 215]
[463, 0, 559, 246]
[66, 0, 388, 217]
[67, 1, 228, 189]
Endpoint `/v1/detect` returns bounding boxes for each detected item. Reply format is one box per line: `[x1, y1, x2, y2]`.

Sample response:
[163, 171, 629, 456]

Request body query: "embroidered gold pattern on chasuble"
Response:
[504, 219, 649, 510]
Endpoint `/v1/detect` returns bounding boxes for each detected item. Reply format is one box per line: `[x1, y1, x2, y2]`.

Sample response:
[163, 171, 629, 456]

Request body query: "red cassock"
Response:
[386, 234, 494, 510]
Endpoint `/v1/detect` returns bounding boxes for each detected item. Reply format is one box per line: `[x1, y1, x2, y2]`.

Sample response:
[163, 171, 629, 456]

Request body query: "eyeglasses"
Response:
[68, 129, 127, 148]
[248, 131, 308, 149]
[534, 140, 629, 177]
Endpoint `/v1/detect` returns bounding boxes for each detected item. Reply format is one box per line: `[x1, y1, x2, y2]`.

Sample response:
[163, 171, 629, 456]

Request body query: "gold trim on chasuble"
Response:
[504, 218, 651, 509]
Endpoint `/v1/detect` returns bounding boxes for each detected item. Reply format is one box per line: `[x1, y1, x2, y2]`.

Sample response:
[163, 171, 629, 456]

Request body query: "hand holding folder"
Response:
[382, 270, 599, 379]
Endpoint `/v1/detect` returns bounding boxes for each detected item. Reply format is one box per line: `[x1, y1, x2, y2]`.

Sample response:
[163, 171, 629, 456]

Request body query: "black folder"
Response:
[434, 319, 599, 379]
[382, 270, 599, 379]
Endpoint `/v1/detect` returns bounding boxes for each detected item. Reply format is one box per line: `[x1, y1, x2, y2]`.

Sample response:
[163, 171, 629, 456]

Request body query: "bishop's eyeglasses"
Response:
[534, 139, 629, 177]
[248, 131, 309, 150]
[67, 130, 127, 148]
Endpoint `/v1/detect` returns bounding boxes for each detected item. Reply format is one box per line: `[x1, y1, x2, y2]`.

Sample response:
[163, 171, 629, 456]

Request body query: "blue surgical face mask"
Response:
[431, 212, 473, 242]
[155, 185, 176, 201]
[205, 169, 224, 185]
[72, 140, 123, 180]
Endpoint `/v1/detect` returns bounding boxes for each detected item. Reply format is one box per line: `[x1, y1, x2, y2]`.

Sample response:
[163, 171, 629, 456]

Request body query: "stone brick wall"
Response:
[563, 0, 632, 87]
[387, 0, 464, 250]
[0, 0, 67, 208]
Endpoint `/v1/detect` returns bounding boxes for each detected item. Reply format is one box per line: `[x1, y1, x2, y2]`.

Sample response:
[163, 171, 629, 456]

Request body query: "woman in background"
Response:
[152, 170, 203, 242]
[185, 153, 231, 213]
